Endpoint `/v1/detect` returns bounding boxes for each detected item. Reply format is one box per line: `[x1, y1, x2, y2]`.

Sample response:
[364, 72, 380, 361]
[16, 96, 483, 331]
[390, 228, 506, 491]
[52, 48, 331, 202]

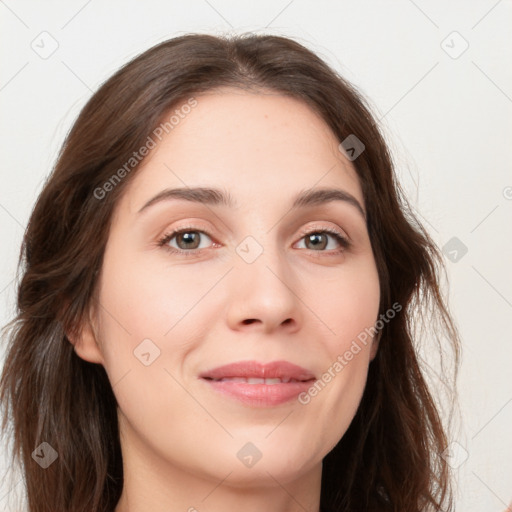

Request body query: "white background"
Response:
[1, 1, 511, 510]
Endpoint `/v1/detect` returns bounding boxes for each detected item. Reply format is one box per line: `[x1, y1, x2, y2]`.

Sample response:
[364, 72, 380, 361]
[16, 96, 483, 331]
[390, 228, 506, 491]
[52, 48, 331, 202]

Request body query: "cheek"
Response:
[92, 252, 211, 460]
[96, 249, 220, 360]
[319, 256, 381, 353]
[298, 257, 379, 445]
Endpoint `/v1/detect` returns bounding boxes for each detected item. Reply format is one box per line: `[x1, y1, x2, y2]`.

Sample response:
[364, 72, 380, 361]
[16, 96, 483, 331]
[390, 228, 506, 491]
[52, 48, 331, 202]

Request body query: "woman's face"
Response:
[75, 89, 380, 491]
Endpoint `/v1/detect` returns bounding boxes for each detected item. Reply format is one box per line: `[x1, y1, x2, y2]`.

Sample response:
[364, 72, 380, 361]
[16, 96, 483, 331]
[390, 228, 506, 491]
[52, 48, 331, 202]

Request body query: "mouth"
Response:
[203, 376, 311, 384]
[199, 360, 317, 407]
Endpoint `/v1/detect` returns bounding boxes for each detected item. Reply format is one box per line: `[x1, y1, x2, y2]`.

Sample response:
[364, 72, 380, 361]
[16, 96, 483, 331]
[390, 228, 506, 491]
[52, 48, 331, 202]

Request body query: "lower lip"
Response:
[201, 378, 315, 407]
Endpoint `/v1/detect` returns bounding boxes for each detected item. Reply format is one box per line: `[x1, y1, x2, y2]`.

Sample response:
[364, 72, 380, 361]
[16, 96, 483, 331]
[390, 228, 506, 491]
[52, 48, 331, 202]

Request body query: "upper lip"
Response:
[199, 360, 316, 381]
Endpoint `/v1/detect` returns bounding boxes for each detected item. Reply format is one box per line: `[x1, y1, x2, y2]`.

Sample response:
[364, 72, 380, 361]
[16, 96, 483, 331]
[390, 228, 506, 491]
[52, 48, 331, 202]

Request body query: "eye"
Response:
[295, 227, 350, 254]
[157, 227, 214, 256]
[157, 225, 350, 257]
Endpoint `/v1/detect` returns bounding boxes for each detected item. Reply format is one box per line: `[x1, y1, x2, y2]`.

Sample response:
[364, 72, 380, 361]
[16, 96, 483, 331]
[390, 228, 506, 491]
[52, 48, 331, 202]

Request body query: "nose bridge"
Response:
[226, 229, 301, 332]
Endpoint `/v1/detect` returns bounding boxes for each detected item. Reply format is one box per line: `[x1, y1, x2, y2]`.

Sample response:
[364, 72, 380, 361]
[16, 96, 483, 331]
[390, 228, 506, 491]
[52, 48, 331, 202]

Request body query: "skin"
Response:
[71, 88, 381, 512]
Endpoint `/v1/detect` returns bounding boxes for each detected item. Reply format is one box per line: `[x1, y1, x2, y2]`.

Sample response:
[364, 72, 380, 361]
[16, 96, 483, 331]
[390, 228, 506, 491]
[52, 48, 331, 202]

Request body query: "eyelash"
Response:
[156, 225, 351, 258]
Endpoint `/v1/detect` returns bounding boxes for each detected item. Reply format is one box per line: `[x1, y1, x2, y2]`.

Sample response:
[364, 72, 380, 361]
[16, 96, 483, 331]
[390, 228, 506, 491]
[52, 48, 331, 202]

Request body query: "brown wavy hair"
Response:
[0, 32, 460, 512]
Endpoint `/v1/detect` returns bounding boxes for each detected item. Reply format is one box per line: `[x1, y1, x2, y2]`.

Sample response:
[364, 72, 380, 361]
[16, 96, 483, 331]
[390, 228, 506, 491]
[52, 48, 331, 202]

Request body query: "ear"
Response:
[66, 302, 105, 366]
[369, 331, 382, 362]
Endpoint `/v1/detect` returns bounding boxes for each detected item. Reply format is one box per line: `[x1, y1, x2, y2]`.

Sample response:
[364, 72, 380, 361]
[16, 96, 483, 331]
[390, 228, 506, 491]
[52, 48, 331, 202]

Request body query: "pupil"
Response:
[179, 232, 199, 249]
[308, 233, 326, 250]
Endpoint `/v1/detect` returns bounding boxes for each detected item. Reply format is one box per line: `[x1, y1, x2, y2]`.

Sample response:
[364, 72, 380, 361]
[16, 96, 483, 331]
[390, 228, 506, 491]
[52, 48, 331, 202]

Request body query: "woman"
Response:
[1, 33, 462, 512]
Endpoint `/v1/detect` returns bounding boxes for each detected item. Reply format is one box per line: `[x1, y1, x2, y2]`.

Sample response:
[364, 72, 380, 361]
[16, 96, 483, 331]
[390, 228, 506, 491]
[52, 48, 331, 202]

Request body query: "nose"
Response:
[225, 248, 302, 335]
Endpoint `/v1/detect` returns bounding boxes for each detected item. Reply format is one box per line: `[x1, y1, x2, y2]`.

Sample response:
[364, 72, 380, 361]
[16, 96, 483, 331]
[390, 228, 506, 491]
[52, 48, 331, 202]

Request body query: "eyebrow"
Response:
[137, 186, 366, 220]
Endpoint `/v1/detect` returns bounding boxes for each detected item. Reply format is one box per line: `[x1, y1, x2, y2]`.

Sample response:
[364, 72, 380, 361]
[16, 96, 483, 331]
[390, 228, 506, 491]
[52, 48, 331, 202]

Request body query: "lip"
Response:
[199, 360, 316, 381]
[199, 360, 317, 407]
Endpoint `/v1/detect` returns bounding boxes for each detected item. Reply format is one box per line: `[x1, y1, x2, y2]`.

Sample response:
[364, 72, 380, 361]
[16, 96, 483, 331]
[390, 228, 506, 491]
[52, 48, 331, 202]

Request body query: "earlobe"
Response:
[369, 332, 381, 362]
[66, 310, 105, 366]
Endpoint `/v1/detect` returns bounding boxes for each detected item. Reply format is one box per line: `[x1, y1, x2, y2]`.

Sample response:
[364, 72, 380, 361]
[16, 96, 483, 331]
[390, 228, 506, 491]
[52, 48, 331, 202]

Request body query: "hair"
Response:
[0, 32, 460, 512]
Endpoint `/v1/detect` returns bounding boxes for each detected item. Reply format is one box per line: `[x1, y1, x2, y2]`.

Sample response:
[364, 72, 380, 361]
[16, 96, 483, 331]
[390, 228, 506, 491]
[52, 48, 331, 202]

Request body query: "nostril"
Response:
[242, 319, 258, 325]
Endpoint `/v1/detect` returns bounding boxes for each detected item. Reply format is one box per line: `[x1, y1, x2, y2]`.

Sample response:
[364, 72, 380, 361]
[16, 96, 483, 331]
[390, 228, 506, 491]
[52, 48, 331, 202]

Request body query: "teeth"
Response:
[215, 377, 299, 384]
[247, 378, 265, 384]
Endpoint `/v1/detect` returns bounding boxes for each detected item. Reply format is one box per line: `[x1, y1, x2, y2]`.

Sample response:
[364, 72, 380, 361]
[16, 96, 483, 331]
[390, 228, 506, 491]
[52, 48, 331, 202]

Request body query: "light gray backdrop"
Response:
[1, 1, 511, 511]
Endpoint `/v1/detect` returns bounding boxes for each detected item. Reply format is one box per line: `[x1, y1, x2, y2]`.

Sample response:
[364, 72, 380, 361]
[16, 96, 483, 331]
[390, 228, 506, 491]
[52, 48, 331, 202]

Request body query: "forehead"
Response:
[121, 89, 363, 213]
